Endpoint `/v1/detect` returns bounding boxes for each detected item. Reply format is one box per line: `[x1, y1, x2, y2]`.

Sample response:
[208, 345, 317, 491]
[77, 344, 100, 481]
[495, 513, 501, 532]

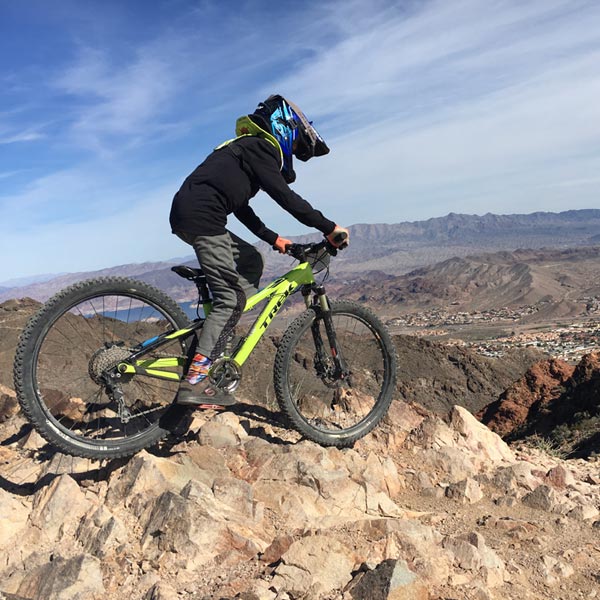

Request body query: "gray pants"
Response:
[175, 230, 264, 359]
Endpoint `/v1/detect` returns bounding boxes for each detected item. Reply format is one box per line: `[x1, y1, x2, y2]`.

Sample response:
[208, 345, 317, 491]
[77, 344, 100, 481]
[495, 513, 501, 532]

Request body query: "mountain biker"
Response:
[169, 94, 350, 408]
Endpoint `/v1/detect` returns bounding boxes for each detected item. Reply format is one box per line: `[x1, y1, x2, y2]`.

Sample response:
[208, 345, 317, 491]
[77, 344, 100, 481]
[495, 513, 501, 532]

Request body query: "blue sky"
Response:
[1, 0, 600, 283]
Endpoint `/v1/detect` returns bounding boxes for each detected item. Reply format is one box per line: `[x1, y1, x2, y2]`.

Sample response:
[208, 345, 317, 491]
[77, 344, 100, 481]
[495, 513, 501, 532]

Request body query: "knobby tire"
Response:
[13, 277, 191, 459]
[274, 300, 397, 447]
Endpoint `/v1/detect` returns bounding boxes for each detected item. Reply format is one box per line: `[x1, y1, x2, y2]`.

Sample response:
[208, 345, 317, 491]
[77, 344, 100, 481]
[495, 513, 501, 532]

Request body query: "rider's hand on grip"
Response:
[326, 225, 350, 250]
[273, 236, 293, 254]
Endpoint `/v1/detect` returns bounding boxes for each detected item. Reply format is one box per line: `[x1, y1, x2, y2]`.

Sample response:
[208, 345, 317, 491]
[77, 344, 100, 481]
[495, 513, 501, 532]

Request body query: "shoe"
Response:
[176, 380, 237, 408]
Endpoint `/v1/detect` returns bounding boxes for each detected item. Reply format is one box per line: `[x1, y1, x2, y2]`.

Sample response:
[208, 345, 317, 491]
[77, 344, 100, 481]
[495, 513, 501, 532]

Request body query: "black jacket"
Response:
[169, 136, 335, 245]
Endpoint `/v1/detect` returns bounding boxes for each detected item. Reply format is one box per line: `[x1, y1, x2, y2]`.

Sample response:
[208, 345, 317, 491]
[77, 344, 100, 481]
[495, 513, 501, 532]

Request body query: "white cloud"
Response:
[0, 177, 186, 281]
[55, 46, 182, 152]
[0, 130, 44, 144]
[257, 0, 600, 224]
[3, 0, 600, 280]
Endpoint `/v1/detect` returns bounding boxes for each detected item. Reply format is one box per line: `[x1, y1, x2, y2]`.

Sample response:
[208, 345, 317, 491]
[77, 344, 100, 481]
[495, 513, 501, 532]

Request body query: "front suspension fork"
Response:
[304, 286, 348, 379]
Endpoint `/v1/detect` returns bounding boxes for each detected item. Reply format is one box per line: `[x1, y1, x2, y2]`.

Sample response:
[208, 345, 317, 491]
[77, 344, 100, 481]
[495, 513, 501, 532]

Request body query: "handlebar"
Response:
[285, 240, 329, 262]
[286, 239, 348, 263]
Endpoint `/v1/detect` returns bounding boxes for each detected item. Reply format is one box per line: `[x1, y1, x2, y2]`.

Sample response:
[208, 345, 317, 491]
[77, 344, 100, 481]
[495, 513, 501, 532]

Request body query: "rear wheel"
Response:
[274, 300, 397, 447]
[13, 277, 191, 459]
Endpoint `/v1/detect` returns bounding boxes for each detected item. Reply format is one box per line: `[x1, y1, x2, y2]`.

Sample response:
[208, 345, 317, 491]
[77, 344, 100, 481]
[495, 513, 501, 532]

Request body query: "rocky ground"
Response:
[1, 298, 599, 599]
[1, 392, 599, 600]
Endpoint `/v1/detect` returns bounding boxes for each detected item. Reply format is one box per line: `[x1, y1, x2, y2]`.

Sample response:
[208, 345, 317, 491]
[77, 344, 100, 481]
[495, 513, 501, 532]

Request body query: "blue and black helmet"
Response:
[251, 95, 329, 183]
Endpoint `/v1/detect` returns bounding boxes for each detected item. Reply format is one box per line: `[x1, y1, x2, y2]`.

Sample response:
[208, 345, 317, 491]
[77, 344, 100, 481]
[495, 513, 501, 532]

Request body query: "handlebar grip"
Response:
[332, 231, 348, 249]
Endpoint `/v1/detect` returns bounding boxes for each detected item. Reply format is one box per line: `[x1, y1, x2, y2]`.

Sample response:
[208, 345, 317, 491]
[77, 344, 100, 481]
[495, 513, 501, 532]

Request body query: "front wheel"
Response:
[274, 300, 397, 447]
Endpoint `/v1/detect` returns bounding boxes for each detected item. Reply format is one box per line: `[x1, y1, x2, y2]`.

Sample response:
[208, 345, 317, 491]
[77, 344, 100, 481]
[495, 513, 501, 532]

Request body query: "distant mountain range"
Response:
[2, 209, 600, 304]
[332, 245, 600, 316]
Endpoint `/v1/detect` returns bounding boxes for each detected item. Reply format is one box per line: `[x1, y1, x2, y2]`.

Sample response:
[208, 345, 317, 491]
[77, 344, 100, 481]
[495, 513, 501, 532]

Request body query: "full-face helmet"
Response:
[251, 95, 329, 183]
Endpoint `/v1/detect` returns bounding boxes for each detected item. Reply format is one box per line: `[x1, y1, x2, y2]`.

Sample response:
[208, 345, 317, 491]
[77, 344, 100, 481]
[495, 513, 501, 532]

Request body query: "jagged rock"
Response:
[243, 580, 277, 600]
[445, 477, 484, 504]
[144, 581, 179, 600]
[0, 489, 30, 552]
[346, 559, 429, 599]
[212, 476, 257, 518]
[13, 554, 104, 600]
[29, 474, 93, 542]
[377, 400, 427, 452]
[141, 479, 269, 570]
[0, 385, 18, 422]
[478, 358, 574, 436]
[379, 519, 451, 585]
[260, 534, 296, 565]
[410, 406, 514, 482]
[544, 464, 573, 490]
[106, 450, 209, 511]
[449, 406, 514, 465]
[185, 443, 232, 485]
[271, 536, 354, 597]
[141, 489, 203, 568]
[443, 536, 482, 571]
[198, 419, 241, 448]
[505, 462, 542, 491]
[250, 441, 408, 529]
[212, 411, 249, 439]
[462, 532, 506, 587]
[17, 427, 46, 451]
[540, 555, 575, 585]
[521, 484, 559, 512]
[357, 451, 403, 498]
[567, 503, 600, 521]
[75, 505, 128, 558]
[443, 532, 506, 587]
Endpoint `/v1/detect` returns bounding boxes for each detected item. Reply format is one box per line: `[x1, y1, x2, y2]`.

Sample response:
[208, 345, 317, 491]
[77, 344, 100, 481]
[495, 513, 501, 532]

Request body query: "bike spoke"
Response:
[30, 288, 187, 451]
[278, 306, 393, 439]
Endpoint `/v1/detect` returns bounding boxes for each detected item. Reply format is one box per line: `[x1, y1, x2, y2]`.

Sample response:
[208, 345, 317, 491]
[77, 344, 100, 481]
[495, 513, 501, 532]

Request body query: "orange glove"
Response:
[326, 225, 350, 249]
[273, 236, 292, 254]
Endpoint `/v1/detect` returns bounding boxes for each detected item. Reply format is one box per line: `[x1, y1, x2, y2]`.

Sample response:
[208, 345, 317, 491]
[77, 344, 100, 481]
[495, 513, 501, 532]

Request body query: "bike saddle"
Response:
[171, 265, 205, 280]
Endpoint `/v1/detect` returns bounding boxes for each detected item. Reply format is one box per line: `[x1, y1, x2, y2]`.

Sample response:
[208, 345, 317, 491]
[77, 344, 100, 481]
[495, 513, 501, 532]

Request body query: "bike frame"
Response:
[117, 260, 317, 381]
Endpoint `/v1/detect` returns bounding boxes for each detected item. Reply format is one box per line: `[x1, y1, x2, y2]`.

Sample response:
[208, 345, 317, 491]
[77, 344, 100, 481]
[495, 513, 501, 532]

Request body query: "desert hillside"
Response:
[334, 246, 600, 316]
[3, 209, 600, 304]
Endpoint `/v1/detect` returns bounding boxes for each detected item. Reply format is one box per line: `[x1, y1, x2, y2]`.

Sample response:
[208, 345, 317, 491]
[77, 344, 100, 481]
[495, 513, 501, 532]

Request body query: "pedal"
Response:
[197, 404, 226, 411]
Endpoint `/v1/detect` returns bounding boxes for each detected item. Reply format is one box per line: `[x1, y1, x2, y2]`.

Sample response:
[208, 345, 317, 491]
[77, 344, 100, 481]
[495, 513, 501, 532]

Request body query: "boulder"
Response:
[443, 532, 506, 588]
[14, 554, 104, 600]
[106, 450, 209, 511]
[271, 536, 354, 597]
[347, 559, 429, 599]
[75, 505, 128, 558]
[445, 478, 484, 504]
[522, 485, 559, 512]
[0, 489, 30, 552]
[29, 474, 93, 542]
[449, 406, 514, 465]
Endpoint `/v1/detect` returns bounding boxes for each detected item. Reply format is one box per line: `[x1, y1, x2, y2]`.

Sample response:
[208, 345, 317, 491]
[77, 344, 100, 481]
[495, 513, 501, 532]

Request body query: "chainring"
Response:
[209, 357, 242, 393]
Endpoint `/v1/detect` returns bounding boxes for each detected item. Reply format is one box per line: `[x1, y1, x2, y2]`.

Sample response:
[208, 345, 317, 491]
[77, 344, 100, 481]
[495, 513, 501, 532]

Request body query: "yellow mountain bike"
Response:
[13, 240, 397, 459]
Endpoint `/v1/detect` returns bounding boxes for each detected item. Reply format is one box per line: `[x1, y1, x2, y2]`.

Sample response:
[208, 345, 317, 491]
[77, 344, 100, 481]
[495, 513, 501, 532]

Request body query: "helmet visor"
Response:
[286, 97, 330, 162]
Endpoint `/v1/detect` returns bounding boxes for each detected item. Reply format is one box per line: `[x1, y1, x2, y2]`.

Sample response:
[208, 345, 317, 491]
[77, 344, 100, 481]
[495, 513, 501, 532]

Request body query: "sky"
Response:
[1, 0, 600, 283]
